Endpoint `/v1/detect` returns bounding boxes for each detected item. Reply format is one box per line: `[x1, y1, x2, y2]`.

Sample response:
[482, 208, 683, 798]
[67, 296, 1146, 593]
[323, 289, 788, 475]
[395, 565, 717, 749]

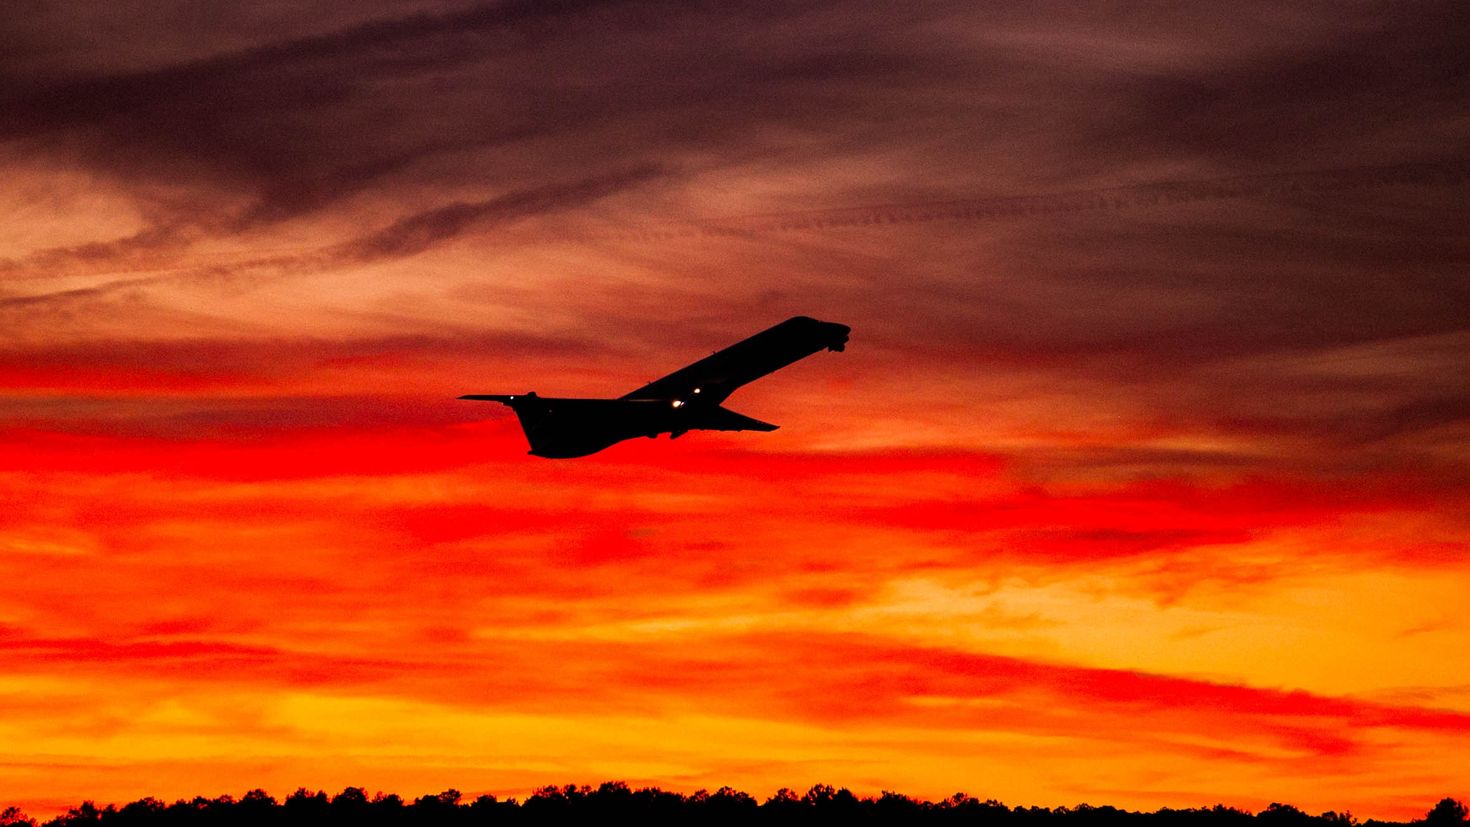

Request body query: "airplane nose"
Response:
[821, 321, 851, 351]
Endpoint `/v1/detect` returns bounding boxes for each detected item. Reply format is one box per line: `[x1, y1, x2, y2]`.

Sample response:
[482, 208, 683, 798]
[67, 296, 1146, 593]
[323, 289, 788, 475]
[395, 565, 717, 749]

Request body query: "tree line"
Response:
[2, 784, 1464, 827]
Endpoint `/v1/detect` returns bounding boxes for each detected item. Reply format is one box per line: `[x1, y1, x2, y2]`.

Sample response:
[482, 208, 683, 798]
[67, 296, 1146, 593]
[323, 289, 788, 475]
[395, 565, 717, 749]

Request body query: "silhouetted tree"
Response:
[227, 789, 277, 827]
[283, 789, 328, 821]
[112, 797, 163, 827]
[371, 793, 404, 810]
[873, 791, 922, 822]
[1259, 804, 1313, 827]
[332, 789, 369, 808]
[703, 786, 760, 824]
[466, 794, 512, 822]
[1424, 800, 1468, 827]
[803, 784, 840, 806]
[768, 788, 802, 805]
[411, 790, 455, 811]
[53, 802, 103, 827]
[7, 784, 1458, 827]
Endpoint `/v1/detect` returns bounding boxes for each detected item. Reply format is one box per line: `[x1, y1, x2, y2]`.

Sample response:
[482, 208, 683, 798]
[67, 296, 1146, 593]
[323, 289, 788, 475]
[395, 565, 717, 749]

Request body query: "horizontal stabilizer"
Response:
[699, 405, 779, 432]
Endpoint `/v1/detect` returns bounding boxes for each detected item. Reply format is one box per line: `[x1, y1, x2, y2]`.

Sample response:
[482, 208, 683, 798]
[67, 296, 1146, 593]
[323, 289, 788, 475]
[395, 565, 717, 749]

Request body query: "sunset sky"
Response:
[2, 0, 1467, 820]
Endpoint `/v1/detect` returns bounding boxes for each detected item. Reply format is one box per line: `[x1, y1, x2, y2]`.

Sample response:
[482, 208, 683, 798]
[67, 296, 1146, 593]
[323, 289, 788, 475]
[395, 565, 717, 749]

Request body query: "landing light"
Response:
[671, 400, 685, 408]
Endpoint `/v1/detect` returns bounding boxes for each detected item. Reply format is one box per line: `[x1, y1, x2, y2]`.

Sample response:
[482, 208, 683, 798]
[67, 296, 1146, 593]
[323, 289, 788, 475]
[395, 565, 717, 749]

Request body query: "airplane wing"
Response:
[620, 315, 850, 404]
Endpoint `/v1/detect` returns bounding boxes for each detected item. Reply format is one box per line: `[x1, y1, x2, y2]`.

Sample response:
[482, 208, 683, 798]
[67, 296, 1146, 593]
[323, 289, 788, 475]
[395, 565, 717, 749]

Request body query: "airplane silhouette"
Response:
[461, 316, 850, 458]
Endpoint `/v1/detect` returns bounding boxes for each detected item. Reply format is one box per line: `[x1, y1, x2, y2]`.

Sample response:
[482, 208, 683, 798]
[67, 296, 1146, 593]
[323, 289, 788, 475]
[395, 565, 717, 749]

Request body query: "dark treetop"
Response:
[3, 784, 1465, 827]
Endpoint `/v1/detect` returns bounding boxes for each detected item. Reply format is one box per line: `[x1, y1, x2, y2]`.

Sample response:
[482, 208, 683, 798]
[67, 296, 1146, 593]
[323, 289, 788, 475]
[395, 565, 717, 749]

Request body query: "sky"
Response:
[1, 0, 1467, 819]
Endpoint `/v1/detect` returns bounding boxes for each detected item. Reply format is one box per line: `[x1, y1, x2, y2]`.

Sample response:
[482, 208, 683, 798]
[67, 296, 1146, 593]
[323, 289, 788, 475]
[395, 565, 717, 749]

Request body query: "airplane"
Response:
[461, 315, 850, 458]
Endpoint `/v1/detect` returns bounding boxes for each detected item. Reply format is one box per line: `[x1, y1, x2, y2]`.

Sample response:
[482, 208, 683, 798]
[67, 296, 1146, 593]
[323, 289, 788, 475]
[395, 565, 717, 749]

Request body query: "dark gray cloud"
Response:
[0, 0, 688, 254]
[1110, 3, 1470, 168]
[6, 0, 1464, 258]
[6, 1, 1464, 193]
[0, 0, 626, 156]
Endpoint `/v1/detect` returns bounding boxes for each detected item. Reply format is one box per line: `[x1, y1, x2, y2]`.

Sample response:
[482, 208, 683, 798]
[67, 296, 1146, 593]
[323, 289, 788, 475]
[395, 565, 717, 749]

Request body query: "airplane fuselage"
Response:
[488, 394, 781, 458]
[461, 316, 850, 458]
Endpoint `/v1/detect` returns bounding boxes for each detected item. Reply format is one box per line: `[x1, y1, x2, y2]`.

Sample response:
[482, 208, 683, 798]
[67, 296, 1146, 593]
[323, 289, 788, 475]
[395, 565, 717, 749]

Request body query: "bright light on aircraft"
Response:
[672, 400, 685, 408]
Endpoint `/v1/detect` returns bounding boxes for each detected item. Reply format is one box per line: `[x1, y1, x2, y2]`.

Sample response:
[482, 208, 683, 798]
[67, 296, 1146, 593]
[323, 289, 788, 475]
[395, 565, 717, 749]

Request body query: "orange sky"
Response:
[1, 1, 1467, 820]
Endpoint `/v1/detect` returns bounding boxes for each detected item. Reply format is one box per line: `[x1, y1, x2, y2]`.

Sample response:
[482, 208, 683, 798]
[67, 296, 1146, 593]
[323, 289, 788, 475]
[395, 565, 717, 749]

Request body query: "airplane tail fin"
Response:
[459, 393, 550, 454]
